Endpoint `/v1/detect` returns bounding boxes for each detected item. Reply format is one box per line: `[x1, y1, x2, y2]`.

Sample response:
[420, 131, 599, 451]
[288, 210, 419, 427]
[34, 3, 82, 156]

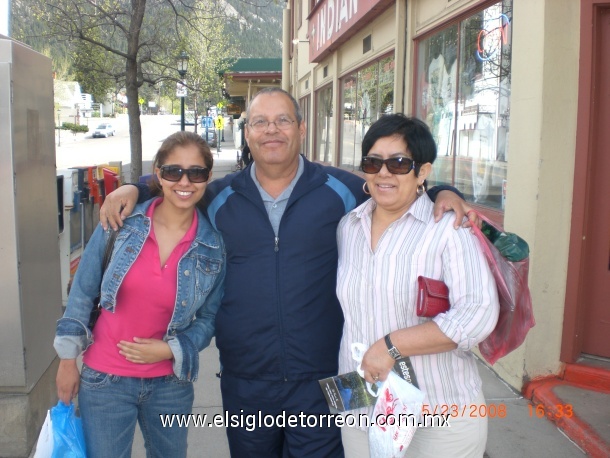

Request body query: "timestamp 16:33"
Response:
[529, 403, 573, 419]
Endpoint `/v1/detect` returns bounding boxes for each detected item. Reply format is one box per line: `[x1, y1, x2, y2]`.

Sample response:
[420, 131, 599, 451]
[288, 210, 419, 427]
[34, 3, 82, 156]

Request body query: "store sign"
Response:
[226, 103, 242, 116]
[476, 14, 510, 62]
[309, 0, 389, 62]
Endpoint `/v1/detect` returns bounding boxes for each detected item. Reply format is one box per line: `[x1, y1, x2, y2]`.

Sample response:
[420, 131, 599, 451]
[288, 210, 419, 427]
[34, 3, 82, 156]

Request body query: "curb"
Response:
[523, 365, 610, 458]
[563, 363, 610, 393]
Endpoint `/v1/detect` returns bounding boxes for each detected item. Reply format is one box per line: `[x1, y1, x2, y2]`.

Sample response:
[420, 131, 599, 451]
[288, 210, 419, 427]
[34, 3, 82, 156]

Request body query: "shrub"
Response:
[61, 122, 89, 134]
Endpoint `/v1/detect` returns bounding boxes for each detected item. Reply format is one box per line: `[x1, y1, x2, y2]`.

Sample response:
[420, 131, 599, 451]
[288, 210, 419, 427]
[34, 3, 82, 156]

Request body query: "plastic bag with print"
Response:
[368, 371, 425, 458]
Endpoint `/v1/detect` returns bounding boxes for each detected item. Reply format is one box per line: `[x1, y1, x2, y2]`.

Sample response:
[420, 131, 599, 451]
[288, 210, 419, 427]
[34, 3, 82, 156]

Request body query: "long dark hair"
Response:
[149, 131, 214, 196]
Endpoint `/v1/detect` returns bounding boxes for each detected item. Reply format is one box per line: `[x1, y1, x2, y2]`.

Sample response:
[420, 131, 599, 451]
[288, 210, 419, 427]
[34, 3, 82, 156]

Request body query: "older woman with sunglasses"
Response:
[54, 131, 225, 458]
[337, 114, 499, 457]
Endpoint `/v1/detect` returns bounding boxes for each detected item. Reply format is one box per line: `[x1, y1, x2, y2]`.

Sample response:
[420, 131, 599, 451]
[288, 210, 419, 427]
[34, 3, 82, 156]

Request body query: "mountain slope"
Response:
[224, 0, 283, 58]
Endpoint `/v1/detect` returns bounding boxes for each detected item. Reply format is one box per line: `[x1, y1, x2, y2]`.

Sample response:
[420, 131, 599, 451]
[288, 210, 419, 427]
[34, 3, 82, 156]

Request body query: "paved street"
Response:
[56, 113, 239, 179]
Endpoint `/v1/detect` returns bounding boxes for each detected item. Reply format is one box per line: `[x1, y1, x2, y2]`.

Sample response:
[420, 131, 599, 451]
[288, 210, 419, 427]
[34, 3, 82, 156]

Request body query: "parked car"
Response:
[92, 123, 115, 138]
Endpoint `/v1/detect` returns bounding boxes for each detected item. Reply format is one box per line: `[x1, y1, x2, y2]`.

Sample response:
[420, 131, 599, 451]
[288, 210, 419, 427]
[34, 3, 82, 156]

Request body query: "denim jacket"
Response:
[54, 198, 225, 382]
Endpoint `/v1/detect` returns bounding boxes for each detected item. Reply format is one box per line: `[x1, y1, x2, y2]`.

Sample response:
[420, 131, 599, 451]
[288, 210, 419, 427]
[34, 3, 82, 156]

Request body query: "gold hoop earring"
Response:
[416, 183, 425, 197]
[363, 182, 370, 195]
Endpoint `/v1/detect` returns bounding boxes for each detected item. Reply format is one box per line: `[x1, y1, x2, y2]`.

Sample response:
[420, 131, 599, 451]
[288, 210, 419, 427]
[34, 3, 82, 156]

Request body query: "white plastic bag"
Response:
[352, 342, 382, 397]
[368, 371, 425, 458]
[34, 410, 54, 458]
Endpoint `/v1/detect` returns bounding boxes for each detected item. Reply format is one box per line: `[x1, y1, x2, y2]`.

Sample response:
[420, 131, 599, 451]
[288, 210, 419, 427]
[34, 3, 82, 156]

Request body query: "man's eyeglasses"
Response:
[248, 116, 295, 132]
[360, 156, 416, 175]
[160, 165, 210, 183]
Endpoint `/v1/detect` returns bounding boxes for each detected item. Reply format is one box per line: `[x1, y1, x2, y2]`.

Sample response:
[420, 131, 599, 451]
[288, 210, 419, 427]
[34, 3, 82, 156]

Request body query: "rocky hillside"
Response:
[11, 0, 283, 59]
[224, 0, 283, 57]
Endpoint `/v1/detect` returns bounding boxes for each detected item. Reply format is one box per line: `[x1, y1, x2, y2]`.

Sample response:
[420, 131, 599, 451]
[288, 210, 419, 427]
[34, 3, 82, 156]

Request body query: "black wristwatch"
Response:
[384, 334, 402, 360]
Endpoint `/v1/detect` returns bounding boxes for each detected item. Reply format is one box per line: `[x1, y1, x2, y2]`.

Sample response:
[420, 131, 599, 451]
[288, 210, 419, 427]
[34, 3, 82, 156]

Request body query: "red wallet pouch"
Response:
[416, 276, 450, 317]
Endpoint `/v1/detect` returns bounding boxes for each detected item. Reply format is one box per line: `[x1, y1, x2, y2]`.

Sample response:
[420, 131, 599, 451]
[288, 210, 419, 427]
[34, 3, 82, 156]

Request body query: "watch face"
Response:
[389, 347, 401, 360]
[384, 334, 402, 360]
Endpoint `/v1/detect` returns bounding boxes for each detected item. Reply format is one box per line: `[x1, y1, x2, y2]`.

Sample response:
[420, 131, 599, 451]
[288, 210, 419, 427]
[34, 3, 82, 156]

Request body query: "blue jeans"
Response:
[78, 364, 194, 458]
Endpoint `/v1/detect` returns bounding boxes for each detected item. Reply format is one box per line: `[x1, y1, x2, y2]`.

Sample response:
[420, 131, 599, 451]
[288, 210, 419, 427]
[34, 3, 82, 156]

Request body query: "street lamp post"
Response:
[177, 51, 189, 131]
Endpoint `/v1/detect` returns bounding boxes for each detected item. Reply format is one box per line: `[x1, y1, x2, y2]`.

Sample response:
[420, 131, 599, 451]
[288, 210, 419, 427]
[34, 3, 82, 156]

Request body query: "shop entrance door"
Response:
[581, 6, 610, 358]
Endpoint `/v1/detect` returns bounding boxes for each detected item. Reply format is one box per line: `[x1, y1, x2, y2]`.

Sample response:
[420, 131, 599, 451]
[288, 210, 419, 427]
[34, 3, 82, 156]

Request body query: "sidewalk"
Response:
[127, 342, 592, 457]
[29, 341, 601, 457]
[522, 360, 610, 458]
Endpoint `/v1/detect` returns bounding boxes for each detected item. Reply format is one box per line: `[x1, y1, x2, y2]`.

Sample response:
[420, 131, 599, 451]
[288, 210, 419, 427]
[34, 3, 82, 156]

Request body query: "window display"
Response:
[339, 55, 395, 170]
[300, 95, 310, 157]
[316, 85, 334, 163]
[416, 0, 512, 210]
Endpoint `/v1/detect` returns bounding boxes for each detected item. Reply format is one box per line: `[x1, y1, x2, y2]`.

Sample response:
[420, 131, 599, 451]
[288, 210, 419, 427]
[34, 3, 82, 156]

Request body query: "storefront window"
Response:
[340, 55, 395, 171]
[315, 85, 334, 163]
[340, 74, 359, 169]
[415, 0, 512, 210]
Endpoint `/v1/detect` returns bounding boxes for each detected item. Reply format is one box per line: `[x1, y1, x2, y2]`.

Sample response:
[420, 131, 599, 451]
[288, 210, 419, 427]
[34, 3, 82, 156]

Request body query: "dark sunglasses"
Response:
[360, 156, 416, 175]
[160, 165, 210, 183]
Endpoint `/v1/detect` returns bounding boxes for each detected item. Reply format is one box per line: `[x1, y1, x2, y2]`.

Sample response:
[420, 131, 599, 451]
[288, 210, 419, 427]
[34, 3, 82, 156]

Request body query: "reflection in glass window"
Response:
[340, 75, 359, 169]
[316, 85, 334, 163]
[415, 0, 512, 210]
[339, 55, 395, 171]
[300, 95, 310, 157]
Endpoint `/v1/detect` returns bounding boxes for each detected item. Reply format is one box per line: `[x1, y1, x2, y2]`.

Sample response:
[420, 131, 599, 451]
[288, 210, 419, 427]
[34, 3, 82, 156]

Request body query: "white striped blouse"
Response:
[336, 193, 499, 424]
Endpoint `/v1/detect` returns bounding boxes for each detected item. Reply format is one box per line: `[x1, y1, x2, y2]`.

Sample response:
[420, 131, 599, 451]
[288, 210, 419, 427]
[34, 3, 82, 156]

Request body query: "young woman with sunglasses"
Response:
[54, 131, 225, 458]
[336, 114, 499, 457]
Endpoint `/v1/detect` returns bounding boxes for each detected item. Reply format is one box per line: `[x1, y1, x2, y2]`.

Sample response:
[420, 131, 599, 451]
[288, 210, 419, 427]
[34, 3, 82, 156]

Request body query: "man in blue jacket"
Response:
[100, 88, 472, 457]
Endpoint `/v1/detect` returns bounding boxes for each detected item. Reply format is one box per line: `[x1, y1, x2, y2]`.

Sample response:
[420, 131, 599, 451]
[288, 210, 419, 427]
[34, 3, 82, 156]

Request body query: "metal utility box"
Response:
[0, 36, 63, 456]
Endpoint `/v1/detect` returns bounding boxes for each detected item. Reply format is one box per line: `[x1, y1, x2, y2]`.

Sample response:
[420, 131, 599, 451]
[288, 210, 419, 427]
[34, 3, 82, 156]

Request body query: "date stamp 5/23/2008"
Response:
[422, 403, 574, 420]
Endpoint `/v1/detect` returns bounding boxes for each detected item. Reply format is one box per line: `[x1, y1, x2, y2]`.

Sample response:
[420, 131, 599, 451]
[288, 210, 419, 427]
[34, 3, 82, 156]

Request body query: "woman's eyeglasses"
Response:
[360, 156, 416, 175]
[160, 165, 210, 183]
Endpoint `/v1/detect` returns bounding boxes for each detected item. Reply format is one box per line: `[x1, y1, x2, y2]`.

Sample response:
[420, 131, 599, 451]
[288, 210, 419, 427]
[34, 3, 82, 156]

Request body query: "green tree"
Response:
[71, 39, 118, 103]
[181, 2, 234, 132]
[27, 0, 233, 181]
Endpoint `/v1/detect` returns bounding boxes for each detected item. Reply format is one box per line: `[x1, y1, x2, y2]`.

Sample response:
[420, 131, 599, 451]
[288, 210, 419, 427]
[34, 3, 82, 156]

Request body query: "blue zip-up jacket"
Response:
[54, 198, 226, 382]
[204, 157, 365, 381]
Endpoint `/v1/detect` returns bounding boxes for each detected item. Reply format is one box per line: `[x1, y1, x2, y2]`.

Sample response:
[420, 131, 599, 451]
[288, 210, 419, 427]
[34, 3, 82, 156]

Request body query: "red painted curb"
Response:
[523, 377, 610, 458]
[564, 363, 610, 394]
[522, 375, 561, 399]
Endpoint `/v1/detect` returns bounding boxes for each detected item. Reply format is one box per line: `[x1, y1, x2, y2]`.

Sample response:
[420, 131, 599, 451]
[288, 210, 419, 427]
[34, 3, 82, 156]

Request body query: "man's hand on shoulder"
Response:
[99, 184, 139, 231]
[433, 190, 480, 229]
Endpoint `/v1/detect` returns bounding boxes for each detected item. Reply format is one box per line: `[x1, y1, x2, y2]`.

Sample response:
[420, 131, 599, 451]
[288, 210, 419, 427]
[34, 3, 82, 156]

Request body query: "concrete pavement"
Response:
[128, 340, 590, 457]
[29, 339, 596, 457]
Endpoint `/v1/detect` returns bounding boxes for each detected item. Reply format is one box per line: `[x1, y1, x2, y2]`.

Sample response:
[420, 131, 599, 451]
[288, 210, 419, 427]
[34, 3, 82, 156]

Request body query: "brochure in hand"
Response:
[319, 357, 419, 414]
